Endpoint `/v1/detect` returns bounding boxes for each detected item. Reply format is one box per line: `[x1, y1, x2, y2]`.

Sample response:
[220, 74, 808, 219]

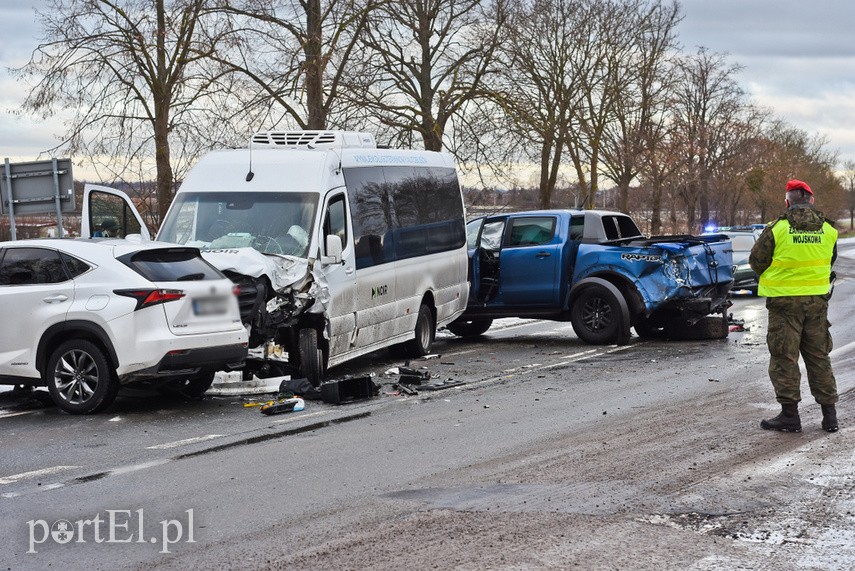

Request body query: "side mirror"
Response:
[320, 234, 343, 265]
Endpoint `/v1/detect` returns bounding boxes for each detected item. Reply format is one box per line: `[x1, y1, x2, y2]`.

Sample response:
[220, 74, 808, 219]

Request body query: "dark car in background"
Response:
[704, 229, 759, 295]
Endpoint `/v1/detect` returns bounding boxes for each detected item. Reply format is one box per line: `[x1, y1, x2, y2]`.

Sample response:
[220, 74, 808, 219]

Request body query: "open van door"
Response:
[81, 184, 151, 240]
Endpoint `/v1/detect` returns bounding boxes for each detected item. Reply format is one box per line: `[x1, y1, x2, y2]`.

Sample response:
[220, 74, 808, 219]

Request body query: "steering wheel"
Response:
[254, 235, 284, 255]
[208, 218, 236, 240]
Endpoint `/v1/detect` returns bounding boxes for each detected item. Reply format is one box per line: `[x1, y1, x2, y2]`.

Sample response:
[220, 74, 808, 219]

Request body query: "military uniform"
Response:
[749, 204, 838, 409]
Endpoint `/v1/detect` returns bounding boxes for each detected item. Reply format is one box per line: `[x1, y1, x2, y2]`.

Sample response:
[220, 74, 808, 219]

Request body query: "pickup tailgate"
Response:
[574, 235, 733, 311]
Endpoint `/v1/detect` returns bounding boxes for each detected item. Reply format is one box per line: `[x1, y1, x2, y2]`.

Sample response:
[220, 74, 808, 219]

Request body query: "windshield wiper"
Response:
[177, 273, 206, 281]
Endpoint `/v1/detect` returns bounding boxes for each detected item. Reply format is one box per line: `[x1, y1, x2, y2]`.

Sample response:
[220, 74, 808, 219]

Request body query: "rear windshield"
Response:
[728, 234, 756, 252]
[119, 248, 224, 282]
[602, 215, 642, 240]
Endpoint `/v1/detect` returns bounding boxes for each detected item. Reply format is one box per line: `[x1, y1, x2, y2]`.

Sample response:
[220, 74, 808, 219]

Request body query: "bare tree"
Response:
[210, 0, 378, 131]
[562, 0, 659, 209]
[668, 48, 755, 233]
[740, 121, 838, 225]
[17, 0, 239, 224]
[638, 123, 685, 234]
[491, 0, 590, 208]
[598, 0, 681, 214]
[843, 160, 855, 229]
[346, 0, 506, 151]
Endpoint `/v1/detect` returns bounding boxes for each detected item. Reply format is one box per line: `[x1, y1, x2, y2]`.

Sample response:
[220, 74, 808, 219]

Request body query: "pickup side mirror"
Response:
[320, 234, 343, 265]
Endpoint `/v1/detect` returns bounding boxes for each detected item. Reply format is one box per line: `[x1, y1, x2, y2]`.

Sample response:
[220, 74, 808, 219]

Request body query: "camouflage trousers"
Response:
[766, 296, 838, 405]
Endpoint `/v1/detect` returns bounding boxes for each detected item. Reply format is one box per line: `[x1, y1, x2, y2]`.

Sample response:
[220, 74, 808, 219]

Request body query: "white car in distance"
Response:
[0, 238, 248, 414]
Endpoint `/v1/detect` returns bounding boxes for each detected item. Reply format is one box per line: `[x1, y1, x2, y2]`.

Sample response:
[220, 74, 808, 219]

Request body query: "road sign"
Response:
[1, 158, 75, 215]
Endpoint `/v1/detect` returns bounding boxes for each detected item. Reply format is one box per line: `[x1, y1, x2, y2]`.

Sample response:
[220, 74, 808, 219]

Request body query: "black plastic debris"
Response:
[279, 377, 322, 400]
[417, 379, 466, 391]
[320, 376, 379, 405]
[398, 366, 431, 385]
[394, 383, 419, 396]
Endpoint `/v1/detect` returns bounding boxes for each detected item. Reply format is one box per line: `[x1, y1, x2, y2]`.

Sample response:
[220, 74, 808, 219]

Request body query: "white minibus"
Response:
[83, 131, 470, 386]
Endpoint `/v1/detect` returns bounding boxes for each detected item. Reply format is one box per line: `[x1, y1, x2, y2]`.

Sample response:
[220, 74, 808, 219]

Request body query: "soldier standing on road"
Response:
[749, 179, 839, 433]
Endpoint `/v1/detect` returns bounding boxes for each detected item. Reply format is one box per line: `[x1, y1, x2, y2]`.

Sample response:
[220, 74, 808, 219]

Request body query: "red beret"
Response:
[785, 179, 813, 195]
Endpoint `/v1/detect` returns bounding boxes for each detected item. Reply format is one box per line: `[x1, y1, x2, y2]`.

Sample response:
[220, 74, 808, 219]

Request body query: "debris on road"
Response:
[208, 371, 283, 396]
[393, 384, 419, 396]
[727, 314, 748, 332]
[415, 379, 466, 391]
[260, 398, 305, 415]
[279, 377, 322, 400]
[321, 376, 379, 405]
[398, 367, 431, 385]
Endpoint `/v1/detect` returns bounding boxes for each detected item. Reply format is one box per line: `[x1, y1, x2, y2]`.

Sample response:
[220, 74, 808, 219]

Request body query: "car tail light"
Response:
[232, 285, 241, 297]
[115, 289, 186, 310]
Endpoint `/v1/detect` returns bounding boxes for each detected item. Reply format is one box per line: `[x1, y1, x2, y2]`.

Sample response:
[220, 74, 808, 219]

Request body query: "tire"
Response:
[46, 339, 119, 414]
[446, 318, 493, 338]
[633, 317, 665, 339]
[402, 304, 436, 357]
[666, 314, 729, 340]
[570, 285, 631, 345]
[163, 370, 216, 398]
[299, 328, 325, 388]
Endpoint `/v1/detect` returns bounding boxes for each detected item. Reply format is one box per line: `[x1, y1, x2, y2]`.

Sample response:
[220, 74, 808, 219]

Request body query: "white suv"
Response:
[0, 239, 248, 414]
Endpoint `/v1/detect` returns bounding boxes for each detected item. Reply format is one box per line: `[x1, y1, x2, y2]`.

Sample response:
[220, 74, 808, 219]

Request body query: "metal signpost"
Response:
[0, 158, 75, 240]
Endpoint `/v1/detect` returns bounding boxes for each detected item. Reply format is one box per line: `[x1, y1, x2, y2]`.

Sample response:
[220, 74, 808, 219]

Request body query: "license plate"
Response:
[193, 297, 229, 316]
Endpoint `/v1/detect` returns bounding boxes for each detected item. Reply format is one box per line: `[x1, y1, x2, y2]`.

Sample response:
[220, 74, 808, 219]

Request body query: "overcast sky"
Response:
[1, 1, 855, 176]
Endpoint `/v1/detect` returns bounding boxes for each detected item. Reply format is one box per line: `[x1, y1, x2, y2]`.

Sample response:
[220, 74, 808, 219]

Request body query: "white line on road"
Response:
[0, 410, 40, 420]
[110, 459, 171, 475]
[0, 466, 80, 485]
[146, 434, 223, 450]
[271, 409, 332, 424]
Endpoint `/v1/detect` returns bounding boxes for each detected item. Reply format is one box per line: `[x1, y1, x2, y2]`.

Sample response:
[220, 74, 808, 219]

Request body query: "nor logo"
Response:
[372, 285, 388, 299]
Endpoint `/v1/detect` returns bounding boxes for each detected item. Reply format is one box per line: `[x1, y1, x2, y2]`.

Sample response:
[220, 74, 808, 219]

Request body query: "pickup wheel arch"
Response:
[568, 277, 631, 345]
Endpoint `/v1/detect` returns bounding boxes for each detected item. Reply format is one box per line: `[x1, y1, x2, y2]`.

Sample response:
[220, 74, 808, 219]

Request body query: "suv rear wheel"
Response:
[46, 339, 120, 414]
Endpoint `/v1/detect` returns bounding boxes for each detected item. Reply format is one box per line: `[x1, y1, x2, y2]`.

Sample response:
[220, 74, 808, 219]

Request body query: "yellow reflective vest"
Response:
[758, 219, 837, 297]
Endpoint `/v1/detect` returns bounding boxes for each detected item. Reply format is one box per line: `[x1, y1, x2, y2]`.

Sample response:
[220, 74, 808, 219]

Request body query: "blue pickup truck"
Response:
[447, 209, 734, 344]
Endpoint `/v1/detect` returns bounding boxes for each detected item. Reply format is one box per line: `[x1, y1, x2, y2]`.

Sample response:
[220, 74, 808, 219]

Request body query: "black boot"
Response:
[821, 404, 839, 433]
[761, 403, 801, 433]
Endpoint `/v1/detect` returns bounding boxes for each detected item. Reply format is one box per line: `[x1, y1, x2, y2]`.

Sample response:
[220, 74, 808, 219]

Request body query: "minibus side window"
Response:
[324, 194, 348, 253]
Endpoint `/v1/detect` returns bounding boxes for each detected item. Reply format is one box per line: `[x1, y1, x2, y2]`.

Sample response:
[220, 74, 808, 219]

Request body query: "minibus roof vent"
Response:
[251, 131, 377, 149]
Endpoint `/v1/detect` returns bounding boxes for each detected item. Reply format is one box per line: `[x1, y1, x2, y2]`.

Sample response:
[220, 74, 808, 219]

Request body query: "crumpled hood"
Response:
[200, 247, 308, 290]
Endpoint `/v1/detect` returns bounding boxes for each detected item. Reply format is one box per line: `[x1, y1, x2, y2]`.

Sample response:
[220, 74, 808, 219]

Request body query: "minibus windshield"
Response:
[158, 191, 319, 258]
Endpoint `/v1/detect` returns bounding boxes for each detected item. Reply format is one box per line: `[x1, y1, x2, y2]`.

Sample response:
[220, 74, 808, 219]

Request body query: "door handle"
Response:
[535, 252, 551, 259]
[345, 267, 355, 276]
[42, 294, 69, 303]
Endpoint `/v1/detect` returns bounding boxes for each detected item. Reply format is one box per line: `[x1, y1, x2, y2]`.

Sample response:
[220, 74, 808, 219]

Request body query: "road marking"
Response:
[0, 466, 79, 485]
[0, 410, 40, 420]
[146, 434, 223, 450]
[110, 459, 171, 475]
[460, 348, 607, 390]
[540, 349, 599, 369]
[503, 363, 544, 373]
[271, 409, 331, 424]
[439, 348, 479, 358]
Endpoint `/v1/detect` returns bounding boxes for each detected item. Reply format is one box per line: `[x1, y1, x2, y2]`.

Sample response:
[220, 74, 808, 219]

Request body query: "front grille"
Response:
[224, 272, 265, 325]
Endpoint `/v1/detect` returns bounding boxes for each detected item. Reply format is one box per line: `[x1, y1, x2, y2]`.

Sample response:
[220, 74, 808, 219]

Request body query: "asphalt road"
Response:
[3, 240, 855, 570]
